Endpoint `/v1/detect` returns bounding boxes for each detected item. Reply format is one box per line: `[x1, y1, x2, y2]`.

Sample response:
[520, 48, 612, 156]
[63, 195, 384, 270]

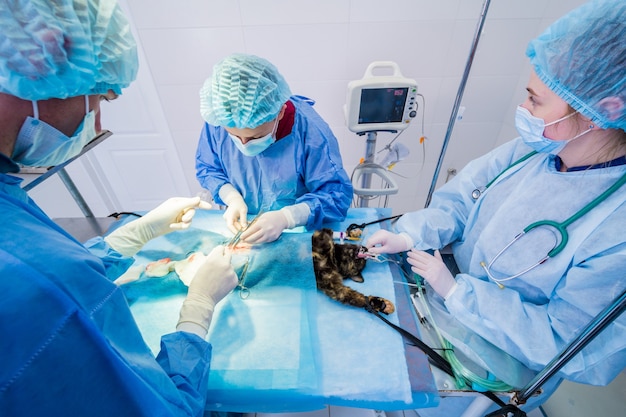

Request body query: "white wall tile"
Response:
[486, 0, 549, 19]
[456, 0, 494, 19]
[470, 19, 544, 77]
[126, 0, 242, 29]
[345, 20, 458, 79]
[460, 75, 520, 123]
[242, 24, 350, 82]
[542, 0, 589, 19]
[157, 84, 205, 133]
[288, 80, 351, 128]
[138, 27, 246, 85]
[240, 0, 350, 25]
[349, 0, 463, 22]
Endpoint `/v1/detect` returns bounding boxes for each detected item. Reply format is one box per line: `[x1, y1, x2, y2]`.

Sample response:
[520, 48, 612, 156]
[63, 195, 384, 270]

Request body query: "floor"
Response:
[53, 217, 117, 242]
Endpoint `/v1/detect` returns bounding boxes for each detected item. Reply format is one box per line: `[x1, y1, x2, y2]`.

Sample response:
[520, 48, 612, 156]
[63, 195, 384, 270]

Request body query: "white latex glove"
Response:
[177, 245, 238, 338]
[365, 229, 414, 254]
[223, 191, 248, 234]
[406, 249, 457, 299]
[105, 197, 212, 256]
[240, 209, 289, 243]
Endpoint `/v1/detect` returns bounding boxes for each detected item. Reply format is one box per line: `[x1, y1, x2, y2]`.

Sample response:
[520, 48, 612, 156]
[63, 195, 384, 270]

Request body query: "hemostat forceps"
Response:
[226, 211, 264, 250]
[237, 257, 251, 299]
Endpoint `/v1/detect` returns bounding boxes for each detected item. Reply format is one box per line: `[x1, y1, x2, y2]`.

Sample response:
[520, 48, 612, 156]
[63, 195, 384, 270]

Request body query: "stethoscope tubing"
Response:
[476, 151, 626, 261]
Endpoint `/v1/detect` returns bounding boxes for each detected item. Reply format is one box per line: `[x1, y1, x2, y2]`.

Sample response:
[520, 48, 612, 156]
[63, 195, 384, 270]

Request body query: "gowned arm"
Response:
[156, 332, 213, 416]
[297, 176, 353, 230]
[445, 249, 626, 385]
[297, 133, 353, 230]
[195, 124, 230, 205]
[84, 235, 135, 281]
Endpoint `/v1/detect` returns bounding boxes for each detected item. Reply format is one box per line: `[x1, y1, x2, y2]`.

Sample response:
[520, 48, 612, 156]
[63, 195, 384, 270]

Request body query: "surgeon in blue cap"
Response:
[196, 53, 353, 243]
[367, 0, 625, 415]
[0, 1, 237, 416]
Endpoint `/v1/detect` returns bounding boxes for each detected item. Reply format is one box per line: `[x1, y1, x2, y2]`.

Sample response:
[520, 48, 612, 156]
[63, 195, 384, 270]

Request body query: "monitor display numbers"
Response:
[358, 88, 409, 124]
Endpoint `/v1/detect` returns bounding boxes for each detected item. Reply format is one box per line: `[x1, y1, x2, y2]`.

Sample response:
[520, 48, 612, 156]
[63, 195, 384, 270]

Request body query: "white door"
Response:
[25, 1, 190, 218]
[86, 60, 191, 213]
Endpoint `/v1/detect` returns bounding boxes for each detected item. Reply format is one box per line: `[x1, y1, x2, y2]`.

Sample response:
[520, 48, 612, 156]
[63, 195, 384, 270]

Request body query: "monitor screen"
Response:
[358, 87, 409, 124]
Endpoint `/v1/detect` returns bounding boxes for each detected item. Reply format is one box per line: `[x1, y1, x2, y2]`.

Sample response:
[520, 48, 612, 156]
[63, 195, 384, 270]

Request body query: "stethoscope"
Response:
[473, 151, 626, 287]
[471, 151, 538, 200]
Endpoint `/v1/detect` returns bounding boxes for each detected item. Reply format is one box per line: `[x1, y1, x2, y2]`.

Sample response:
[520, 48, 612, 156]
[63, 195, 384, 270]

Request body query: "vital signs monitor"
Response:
[345, 61, 418, 134]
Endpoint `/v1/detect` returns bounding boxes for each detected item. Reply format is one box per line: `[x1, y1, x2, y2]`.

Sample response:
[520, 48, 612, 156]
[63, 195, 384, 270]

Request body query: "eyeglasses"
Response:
[99, 90, 119, 102]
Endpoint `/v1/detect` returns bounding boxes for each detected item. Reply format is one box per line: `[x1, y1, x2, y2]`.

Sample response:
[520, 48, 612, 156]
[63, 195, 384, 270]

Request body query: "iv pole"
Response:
[424, 0, 492, 208]
[358, 131, 378, 207]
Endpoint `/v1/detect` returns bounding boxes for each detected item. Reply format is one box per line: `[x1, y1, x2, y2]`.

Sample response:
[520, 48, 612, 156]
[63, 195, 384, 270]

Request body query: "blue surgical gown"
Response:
[195, 95, 353, 230]
[398, 137, 626, 386]
[0, 169, 213, 416]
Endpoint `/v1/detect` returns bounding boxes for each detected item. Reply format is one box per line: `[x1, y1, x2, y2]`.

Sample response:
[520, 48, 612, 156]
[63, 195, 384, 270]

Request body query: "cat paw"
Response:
[347, 275, 364, 283]
[367, 296, 396, 315]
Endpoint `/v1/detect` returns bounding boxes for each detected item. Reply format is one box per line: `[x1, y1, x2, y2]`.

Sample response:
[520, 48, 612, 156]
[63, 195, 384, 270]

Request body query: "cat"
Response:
[311, 228, 395, 314]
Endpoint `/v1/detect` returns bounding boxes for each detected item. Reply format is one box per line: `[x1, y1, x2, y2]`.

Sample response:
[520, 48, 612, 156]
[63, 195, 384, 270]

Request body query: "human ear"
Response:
[597, 96, 624, 122]
[277, 103, 287, 121]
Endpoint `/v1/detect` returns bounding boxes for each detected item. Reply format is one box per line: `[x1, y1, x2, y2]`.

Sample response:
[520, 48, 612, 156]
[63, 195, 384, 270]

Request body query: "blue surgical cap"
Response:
[200, 53, 292, 128]
[0, 0, 138, 100]
[527, 0, 626, 131]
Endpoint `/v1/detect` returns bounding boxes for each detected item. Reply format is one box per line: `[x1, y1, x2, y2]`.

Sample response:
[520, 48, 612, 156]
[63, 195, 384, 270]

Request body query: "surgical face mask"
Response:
[228, 118, 279, 157]
[12, 96, 97, 167]
[515, 106, 591, 155]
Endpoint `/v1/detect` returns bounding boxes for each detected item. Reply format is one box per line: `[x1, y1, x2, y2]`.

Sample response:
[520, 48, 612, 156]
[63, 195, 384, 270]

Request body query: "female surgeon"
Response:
[367, 0, 625, 414]
[0, 1, 237, 416]
[196, 53, 353, 244]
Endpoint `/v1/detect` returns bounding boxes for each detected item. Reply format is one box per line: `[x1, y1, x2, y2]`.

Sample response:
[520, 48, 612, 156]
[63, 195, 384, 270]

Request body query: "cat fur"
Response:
[311, 228, 395, 314]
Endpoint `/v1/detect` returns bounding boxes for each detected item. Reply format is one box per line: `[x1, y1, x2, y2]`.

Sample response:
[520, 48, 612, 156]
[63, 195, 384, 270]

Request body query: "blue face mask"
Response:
[515, 106, 591, 155]
[228, 118, 279, 157]
[12, 96, 97, 167]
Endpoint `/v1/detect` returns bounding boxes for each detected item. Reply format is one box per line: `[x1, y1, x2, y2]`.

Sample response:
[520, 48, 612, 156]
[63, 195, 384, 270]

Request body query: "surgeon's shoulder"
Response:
[204, 122, 223, 137]
[291, 95, 325, 121]
[493, 136, 534, 159]
[473, 137, 533, 168]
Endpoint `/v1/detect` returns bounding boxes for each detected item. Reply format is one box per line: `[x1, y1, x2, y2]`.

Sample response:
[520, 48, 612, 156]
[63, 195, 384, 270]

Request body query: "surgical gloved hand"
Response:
[223, 191, 248, 234]
[177, 245, 238, 338]
[105, 197, 212, 257]
[365, 229, 414, 254]
[240, 209, 289, 243]
[406, 249, 457, 299]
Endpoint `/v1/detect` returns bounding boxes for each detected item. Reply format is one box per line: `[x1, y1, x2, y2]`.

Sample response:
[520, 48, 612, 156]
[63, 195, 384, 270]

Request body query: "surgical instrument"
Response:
[237, 257, 251, 299]
[226, 211, 264, 250]
[346, 214, 403, 239]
